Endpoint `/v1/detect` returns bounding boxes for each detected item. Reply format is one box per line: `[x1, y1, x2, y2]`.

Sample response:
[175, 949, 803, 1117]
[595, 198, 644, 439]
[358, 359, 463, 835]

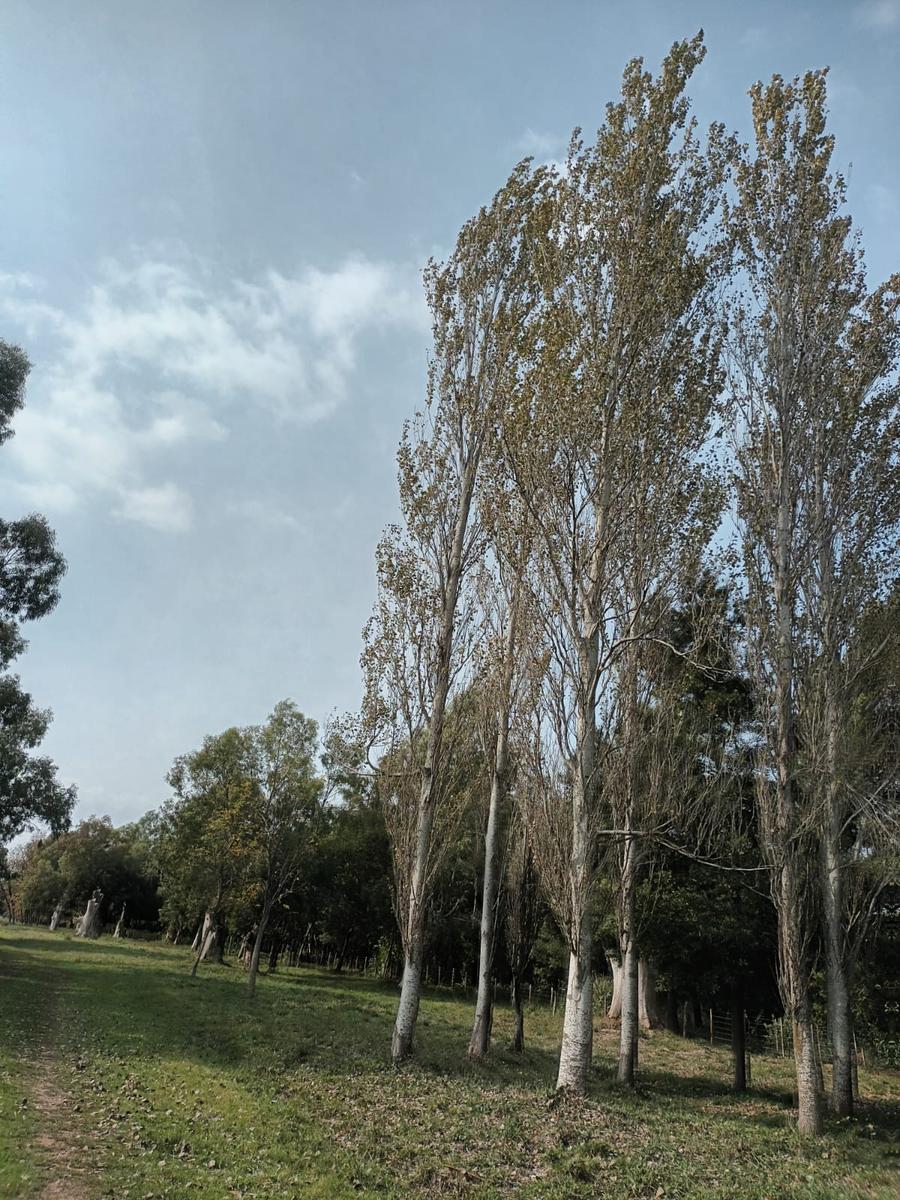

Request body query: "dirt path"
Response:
[29, 1049, 92, 1200]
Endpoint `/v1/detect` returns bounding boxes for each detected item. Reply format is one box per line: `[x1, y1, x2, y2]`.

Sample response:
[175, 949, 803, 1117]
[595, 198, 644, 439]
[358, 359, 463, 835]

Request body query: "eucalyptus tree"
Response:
[726, 69, 899, 1133]
[502, 34, 730, 1093]
[361, 166, 537, 1062]
[0, 340, 73, 844]
[161, 727, 259, 974]
[244, 701, 324, 997]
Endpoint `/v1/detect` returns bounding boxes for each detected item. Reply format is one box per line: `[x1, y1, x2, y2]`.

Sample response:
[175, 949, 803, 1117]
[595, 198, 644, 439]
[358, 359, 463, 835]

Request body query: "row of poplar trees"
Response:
[356, 35, 899, 1136]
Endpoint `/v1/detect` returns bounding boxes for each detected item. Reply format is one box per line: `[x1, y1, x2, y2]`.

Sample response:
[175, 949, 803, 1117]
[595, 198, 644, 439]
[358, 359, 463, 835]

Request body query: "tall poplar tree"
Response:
[503, 34, 728, 1093]
[361, 167, 536, 1062]
[727, 69, 898, 1132]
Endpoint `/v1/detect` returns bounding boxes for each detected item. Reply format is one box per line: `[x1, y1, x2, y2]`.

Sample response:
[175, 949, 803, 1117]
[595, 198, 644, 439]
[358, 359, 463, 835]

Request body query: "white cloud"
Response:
[856, 1, 900, 28]
[115, 484, 193, 534]
[225, 497, 304, 531]
[0, 253, 427, 532]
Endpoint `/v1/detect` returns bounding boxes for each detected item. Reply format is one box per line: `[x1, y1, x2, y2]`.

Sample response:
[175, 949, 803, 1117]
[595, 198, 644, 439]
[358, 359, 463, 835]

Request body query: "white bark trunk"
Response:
[556, 938, 593, 1092]
[113, 905, 126, 938]
[191, 913, 210, 952]
[555, 633, 597, 1094]
[617, 828, 639, 1085]
[607, 955, 622, 1020]
[199, 925, 221, 963]
[49, 903, 63, 932]
[247, 903, 272, 998]
[392, 956, 422, 1062]
[617, 941, 639, 1084]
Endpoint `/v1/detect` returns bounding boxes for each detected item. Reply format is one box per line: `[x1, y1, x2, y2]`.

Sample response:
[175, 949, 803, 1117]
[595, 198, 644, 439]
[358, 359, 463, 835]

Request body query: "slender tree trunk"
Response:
[267, 933, 281, 974]
[638, 960, 660, 1029]
[681, 999, 696, 1037]
[468, 628, 513, 1060]
[731, 979, 747, 1092]
[335, 935, 349, 973]
[607, 954, 623, 1020]
[617, 828, 639, 1085]
[191, 913, 209, 953]
[665, 988, 679, 1033]
[390, 460, 477, 1064]
[511, 975, 525, 1052]
[823, 825, 853, 1117]
[248, 901, 272, 998]
[821, 682, 854, 1118]
[191, 907, 223, 976]
[113, 904, 126, 939]
[772, 451, 823, 1136]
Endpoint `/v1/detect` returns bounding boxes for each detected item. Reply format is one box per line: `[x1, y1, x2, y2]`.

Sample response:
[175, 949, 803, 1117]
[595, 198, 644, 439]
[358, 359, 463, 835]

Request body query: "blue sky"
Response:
[0, 0, 897, 827]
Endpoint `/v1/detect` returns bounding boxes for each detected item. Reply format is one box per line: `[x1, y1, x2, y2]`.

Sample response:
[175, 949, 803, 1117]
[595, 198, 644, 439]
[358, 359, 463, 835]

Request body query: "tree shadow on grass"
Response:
[4, 930, 899, 1160]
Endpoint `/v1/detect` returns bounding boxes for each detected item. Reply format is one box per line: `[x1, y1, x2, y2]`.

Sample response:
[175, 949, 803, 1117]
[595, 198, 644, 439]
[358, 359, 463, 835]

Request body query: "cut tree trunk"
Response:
[49, 902, 64, 932]
[202, 925, 223, 963]
[75, 891, 103, 939]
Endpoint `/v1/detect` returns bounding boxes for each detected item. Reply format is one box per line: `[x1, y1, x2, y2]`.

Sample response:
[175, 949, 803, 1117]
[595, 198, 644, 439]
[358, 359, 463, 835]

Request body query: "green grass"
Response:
[1, 927, 898, 1199]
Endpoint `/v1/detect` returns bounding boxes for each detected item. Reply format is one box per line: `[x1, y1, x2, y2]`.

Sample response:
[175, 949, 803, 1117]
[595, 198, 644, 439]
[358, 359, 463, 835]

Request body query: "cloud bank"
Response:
[0, 254, 427, 531]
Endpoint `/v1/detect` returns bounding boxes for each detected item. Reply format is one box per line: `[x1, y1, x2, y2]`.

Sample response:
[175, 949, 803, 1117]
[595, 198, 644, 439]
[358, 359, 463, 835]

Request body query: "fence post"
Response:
[709, 1008, 714, 1045]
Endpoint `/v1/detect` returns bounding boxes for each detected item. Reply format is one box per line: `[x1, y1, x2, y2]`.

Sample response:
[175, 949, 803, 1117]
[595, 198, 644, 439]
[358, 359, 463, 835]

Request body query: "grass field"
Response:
[0, 927, 897, 1199]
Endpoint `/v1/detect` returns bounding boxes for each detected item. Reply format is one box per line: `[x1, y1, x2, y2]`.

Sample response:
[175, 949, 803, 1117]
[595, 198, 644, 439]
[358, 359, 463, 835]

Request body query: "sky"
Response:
[0, 0, 898, 830]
